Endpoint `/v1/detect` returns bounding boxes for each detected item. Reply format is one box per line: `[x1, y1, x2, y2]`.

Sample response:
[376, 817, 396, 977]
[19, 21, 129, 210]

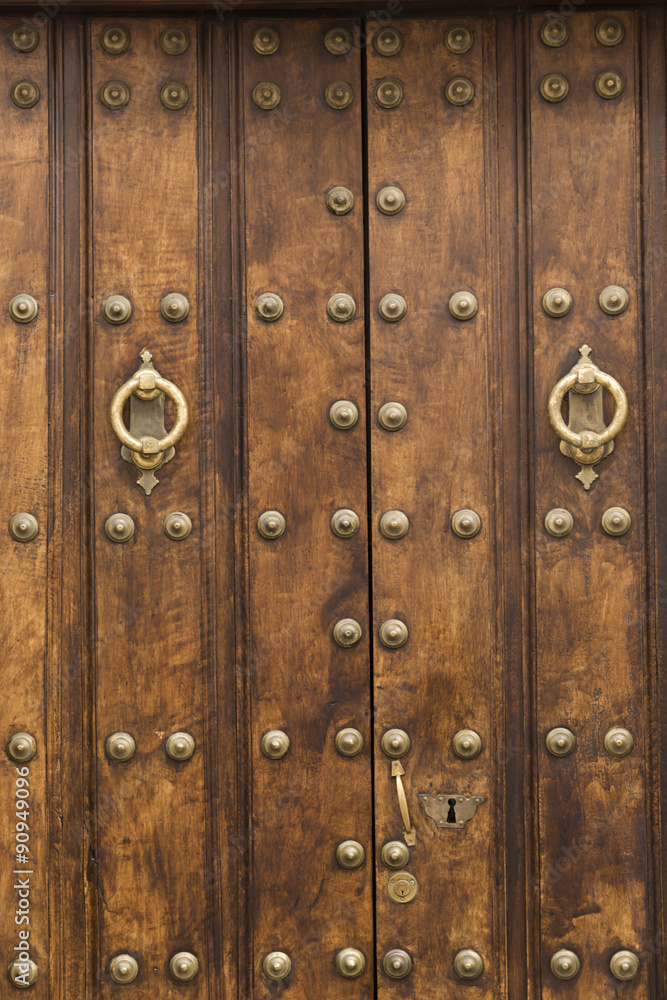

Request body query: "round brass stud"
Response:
[381, 840, 410, 868]
[451, 509, 481, 539]
[541, 19, 569, 47]
[257, 510, 286, 540]
[596, 71, 624, 100]
[327, 293, 356, 323]
[254, 291, 284, 321]
[252, 81, 281, 110]
[261, 730, 290, 759]
[325, 80, 353, 110]
[9, 293, 38, 324]
[375, 79, 403, 109]
[542, 286, 572, 317]
[101, 25, 130, 54]
[610, 950, 639, 981]
[445, 77, 475, 107]
[11, 80, 39, 109]
[161, 27, 190, 56]
[374, 27, 403, 57]
[333, 618, 363, 648]
[105, 732, 136, 763]
[544, 508, 574, 538]
[336, 947, 365, 978]
[540, 73, 569, 104]
[105, 513, 135, 543]
[550, 949, 580, 980]
[445, 26, 473, 54]
[102, 294, 132, 325]
[326, 185, 354, 216]
[378, 401, 408, 431]
[263, 952, 291, 981]
[329, 400, 359, 430]
[325, 28, 352, 56]
[164, 511, 192, 540]
[252, 27, 280, 56]
[335, 727, 364, 757]
[379, 619, 408, 649]
[454, 949, 484, 980]
[331, 509, 360, 538]
[161, 81, 189, 110]
[10, 25, 40, 53]
[599, 284, 629, 315]
[601, 506, 631, 536]
[383, 949, 412, 979]
[376, 186, 405, 216]
[604, 726, 634, 758]
[546, 727, 576, 757]
[596, 17, 626, 47]
[452, 729, 482, 759]
[166, 731, 195, 761]
[336, 840, 365, 869]
[169, 952, 199, 982]
[378, 292, 407, 322]
[381, 728, 410, 758]
[100, 80, 130, 110]
[160, 292, 190, 322]
[449, 290, 478, 320]
[8, 958, 38, 987]
[9, 513, 38, 543]
[380, 510, 409, 540]
[7, 732, 36, 763]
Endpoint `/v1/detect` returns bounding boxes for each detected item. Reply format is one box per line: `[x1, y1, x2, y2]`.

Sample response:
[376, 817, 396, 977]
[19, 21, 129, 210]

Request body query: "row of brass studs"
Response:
[100, 25, 189, 55]
[252, 25, 474, 57]
[254, 289, 478, 323]
[109, 952, 198, 984]
[257, 508, 480, 546]
[252, 77, 475, 110]
[105, 730, 195, 762]
[550, 949, 639, 981]
[541, 16, 625, 48]
[262, 726, 481, 761]
[100, 80, 189, 110]
[104, 511, 192, 542]
[546, 725, 634, 758]
[262, 946, 483, 982]
[541, 71, 624, 102]
[102, 292, 190, 324]
[542, 284, 629, 317]
[544, 506, 631, 537]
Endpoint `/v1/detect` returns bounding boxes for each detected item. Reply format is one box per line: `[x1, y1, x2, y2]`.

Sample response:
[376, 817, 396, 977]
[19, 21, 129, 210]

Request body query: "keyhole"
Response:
[446, 798, 457, 824]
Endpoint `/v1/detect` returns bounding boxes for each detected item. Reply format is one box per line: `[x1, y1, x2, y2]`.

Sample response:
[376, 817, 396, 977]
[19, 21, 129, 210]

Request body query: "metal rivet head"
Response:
[544, 508, 574, 538]
[604, 726, 634, 758]
[375, 79, 403, 109]
[336, 839, 365, 868]
[610, 950, 639, 980]
[261, 730, 290, 759]
[599, 284, 629, 315]
[9, 513, 38, 543]
[381, 728, 410, 758]
[252, 81, 281, 110]
[105, 513, 135, 543]
[449, 290, 479, 320]
[376, 186, 405, 216]
[101, 25, 130, 54]
[105, 732, 136, 763]
[550, 949, 580, 980]
[336, 948, 366, 978]
[329, 400, 359, 430]
[169, 952, 199, 982]
[451, 509, 481, 539]
[164, 511, 192, 541]
[160, 292, 190, 322]
[546, 727, 576, 757]
[381, 840, 410, 868]
[333, 618, 363, 648]
[252, 27, 280, 55]
[9, 294, 38, 324]
[380, 510, 409, 540]
[542, 286, 572, 317]
[102, 294, 132, 325]
[161, 81, 189, 110]
[327, 293, 356, 322]
[378, 292, 407, 322]
[109, 954, 138, 984]
[8, 958, 38, 987]
[335, 727, 364, 757]
[254, 291, 284, 321]
[445, 77, 475, 107]
[325, 28, 352, 56]
[7, 732, 36, 763]
[262, 951, 291, 980]
[161, 27, 190, 55]
[383, 948, 412, 979]
[596, 71, 624, 100]
[331, 509, 360, 538]
[452, 729, 482, 759]
[326, 185, 354, 215]
[257, 510, 286, 540]
[10, 25, 40, 53]
[596, 17, 626, 46]
[378, 401, 408, 431]
[601, 506, 631, 536]
[11, 80, 39, 109]
[454, 949, 484, 980]
[100, 80, 130, 110]
[374, 27, 403, 56]
[540, 73, 569, 103]
[325, 80, 353, 110]
[379, 619, 408, 649]
[541, 19, 569, 47]
[445, 26, 473, 53]
[166, 731, 195, 761]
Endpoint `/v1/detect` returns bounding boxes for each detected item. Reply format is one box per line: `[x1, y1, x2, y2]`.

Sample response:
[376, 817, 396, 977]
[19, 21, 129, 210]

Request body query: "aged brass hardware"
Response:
[596, 71, 624, 100]
[374, 27, 403, 56]
[109, 955, 138, 984]
[544, 508, 573, 538]
[540, 73, 569, 103]
[325, 81, 353, 110]
[445, 26, 473, 53]
[449, 290, 478, 320]
[11, 81, 39, 109]
[550, 949, 580, 980]
[324, 28, 352, 56]
[8, 959, 38, 987]
[103, 294, 132, 325]
[542, 286, 572, 317]
[602, 506, 631, 536]
[9, 513, 38, 543]
[596, 17, 625, 46]
[391, 760, 416, 845]
[378, 401, 407, 431]
[418, 792, 485, 829]
[252, 27, 280, 55]
[445, 77, 474, 107]
[381, 840, 410, 868]
[331, 509, 360, 538]
[262, 952, 291, 980]
[7, 733, 36, 763]
[327, 293, 356, 322]
[383, 949, 412, 978]
[380, 619, 408, 649]
[336, 840, 365, 868]
[169, 952, 199, 982]
[161, 27, 189, 55]
[548, 344, 628, 490]
[452, 729, 482, 759]
[101, 25, 130, 53]
[254, 291, 284, 321]
[329, 400, 359, 430]
[252, 82, 281, 110]
[261, 730, 290, 759]
[375, 79, 403, 109]
[161, 82, 189, 110]
[335, 727, 364, 756]
[610, 950, 639, 980]
[451, 509, 481, 538]
[335, 948, 365, 978]
[599, 284, 629, 315]
[8, 293, 38, 324]
[105, 513, 134, 543]
[541, 19, 569, 47]
[376, 186, 405, 216]
[546, 727, 576, 757]
[100, 80, 130, 110]
[326, 186, 354, 216]
[382, 729, 410, 758]
[160, 292, 190, 323]
[604, 726, 633, 758]
[105, 732, 136, 762]
[257, 511, 285, 539]
[10, 25, 39, 52]
[454, 949, 484, 980]
[333, 618, 362, 647]
[387, 870, 418, 903]
[164, 511, 192, 541]
[378, 292, 407, 322]
[380, 510, 409, 539]
[166, 732, 195, 761]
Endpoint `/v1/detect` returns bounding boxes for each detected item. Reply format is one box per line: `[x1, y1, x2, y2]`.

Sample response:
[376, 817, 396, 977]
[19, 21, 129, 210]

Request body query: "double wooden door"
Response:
[2, 7, 667, 998]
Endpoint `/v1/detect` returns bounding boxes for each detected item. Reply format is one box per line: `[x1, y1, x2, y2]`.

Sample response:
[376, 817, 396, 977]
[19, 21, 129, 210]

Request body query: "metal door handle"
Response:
[392, 760, 416, 846]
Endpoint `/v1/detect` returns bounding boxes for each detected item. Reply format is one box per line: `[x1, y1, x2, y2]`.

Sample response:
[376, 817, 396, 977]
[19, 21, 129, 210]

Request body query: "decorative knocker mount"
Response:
[548, 344, 628, 490]
[110, 350, 189, 496]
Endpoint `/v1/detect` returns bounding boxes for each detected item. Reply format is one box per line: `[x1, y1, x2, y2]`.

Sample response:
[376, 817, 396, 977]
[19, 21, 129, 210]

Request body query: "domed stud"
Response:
[379, 619, 408, 649]
[335, 947, 366, 978]
[451, 509, 482, 539]
[336, 840, 365, 869]
[257, 510, 286, 540]
[161, 81, 189, 110]
[262, 951, 291, 981]
[383, 948, 412, 979]
[452, 729, 482, 759]
[105, 732, 136, 763]
[7, 958, 39, 987]
[378, 401, 407, 431]
[260, 730, 290, 759]
[445, 77, 475, 107]
[331, 509, 360, 538]
[335, 728, 364, 757]
[541, 19, 569, 47]
[100, 80, 130, 110]
[596, 71, 624, 100]
[542, 286, 572, 317]
[326, 185, 355, 216]
[160, 27, 189, 55]
[610, 950, 639, 980]
[169, 952, 199, 982]
[380, 510, 409, 540]
[10, 24, 40, 53]
[604, 726, 634, 758]
[166, 731, 195, 761]
[109, 954, 138, 984]
[325, 80, 354, 110]
[601, 506, 631, 537]
[252, 27, 280, 55]
[449, 290, 479, 320]
[104, 513, 135, 543]
[9, 513, 39, 543]
[546, 727, 576, 757]
[11, 80, 40, 109]
[374, 27, 403, 56]
[381, 840, 410, 868]
[252, 81, 281, 110]
[101, 25, 130, 54]
[376, 186, 405, 216]
[454, 949, 484, 980]
[596, 17, 626, 47]
[544, 508, 574, 538]
[102, 294, 132, 325]
[378, 292, 407, 322]
[381, 728, 410, 758]
[599, 284, 629, 315]
[327, 293, 356, 322]
[9, 293, 39, 324]
[160, 292, 190, 322]
[333, 618, 363, 648]
[550, 949, 580, 980]
[324, 27, 352, 56]
[540, 73, 569, 103]
[445, 26, 473, 54]
[7, 732, 36, 763]
[329, 400, 359, 430]
[375, 79, 404, 109]
[254, 291, 284, 321]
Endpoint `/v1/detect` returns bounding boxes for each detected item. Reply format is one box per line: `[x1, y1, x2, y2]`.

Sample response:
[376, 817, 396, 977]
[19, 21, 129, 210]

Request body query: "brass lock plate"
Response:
[417, 793, 485, 830]
[387, 870, 418, 904]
